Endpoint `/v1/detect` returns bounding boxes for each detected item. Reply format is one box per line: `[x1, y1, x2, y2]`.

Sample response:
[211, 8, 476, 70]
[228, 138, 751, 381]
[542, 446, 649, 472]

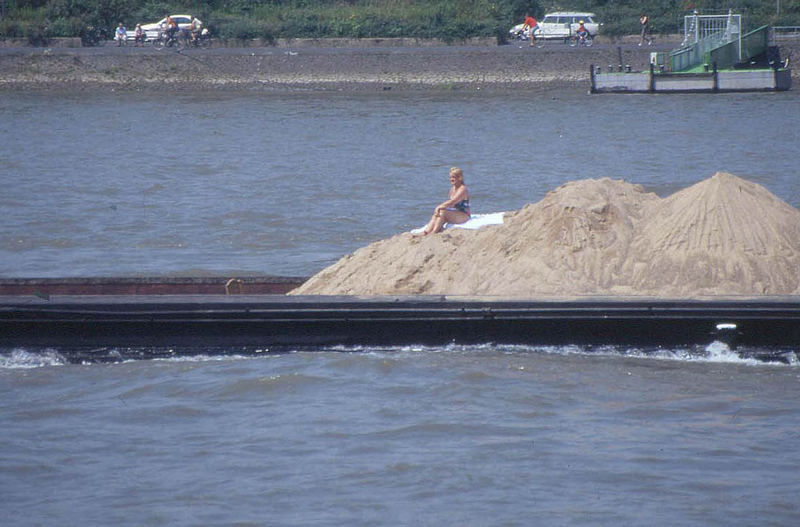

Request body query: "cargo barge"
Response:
[2, 284, 800, 363]
[0, 276, 305, 296]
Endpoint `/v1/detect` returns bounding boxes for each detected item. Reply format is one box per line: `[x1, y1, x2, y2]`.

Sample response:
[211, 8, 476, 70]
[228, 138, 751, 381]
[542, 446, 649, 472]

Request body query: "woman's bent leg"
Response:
[430, 214, 446, 234]
[415, 213, 438, 235]
[431, 210, 468, 233]
[417, 209, 469, 236]
[440, 210, 470, 226]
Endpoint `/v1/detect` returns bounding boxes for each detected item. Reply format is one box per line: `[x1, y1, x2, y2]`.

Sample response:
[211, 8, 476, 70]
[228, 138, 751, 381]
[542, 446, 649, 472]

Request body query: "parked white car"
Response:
[509, 12, 601, 42]
[138, 14, 194, 41]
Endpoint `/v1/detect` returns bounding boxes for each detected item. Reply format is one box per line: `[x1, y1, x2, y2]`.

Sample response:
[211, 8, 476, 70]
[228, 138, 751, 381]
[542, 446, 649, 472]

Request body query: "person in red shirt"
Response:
[522, 14, 538, 47]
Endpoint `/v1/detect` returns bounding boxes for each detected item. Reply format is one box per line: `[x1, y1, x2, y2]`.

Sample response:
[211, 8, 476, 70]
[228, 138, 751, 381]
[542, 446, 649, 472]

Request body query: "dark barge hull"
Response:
[2, 294, 800, 357]
[0, 276, 305, 296]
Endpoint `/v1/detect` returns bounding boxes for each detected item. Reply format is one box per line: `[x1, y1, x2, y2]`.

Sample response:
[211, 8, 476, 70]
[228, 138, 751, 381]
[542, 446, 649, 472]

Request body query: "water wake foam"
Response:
[1, 343, 795, 368]
[0, 348, 68, 369]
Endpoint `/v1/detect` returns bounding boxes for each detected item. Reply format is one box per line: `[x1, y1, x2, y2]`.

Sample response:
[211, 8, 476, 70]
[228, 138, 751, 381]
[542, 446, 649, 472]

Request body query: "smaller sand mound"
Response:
[291, 173, 800, 297]
[624, 172, 800, 296]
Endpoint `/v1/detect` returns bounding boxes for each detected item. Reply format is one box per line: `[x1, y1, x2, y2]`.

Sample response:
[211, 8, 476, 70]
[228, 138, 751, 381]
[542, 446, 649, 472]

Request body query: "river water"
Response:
[2, 86, 800, 525]
[2, 87, 799, 277]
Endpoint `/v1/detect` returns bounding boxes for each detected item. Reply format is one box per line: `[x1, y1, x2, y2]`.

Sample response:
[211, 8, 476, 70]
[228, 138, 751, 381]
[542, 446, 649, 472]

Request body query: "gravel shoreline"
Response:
[0, 43, 664, 92]
[1, 38, 796, 92]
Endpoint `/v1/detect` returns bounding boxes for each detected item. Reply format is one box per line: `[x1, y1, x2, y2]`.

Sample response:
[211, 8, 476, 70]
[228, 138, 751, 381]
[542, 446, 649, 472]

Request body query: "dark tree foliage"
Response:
[1, 1, 797, 40]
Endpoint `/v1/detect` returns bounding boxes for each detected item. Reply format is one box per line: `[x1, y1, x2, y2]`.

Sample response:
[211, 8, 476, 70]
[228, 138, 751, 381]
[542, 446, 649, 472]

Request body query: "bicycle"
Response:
[187, 29, 212, 49]
[533, 28, 546, 48]
[512, 27, 546, 48]
[152, 30, 184, 51]
[569, 33, 593, 47]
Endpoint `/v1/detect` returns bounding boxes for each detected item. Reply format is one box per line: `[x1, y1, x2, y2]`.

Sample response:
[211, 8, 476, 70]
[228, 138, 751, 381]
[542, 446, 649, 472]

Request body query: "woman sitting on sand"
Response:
[418, 167, 471, 235]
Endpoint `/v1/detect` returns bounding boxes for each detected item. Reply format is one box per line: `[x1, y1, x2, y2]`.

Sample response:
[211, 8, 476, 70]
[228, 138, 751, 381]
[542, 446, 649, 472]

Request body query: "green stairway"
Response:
[670, 25, 771, 73]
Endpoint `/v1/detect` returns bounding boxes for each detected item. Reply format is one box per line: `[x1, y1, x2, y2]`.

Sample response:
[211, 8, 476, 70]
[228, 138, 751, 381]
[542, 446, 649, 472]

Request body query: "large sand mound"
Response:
[291, 173, 800, 297]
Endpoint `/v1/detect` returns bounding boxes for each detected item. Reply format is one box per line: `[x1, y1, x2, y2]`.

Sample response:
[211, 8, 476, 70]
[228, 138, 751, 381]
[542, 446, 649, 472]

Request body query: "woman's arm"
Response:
[436, 186, 469, 211]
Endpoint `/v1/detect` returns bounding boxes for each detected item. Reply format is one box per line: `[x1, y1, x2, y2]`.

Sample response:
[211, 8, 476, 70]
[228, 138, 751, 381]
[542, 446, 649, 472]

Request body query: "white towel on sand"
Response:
[410, 212, 505, 234]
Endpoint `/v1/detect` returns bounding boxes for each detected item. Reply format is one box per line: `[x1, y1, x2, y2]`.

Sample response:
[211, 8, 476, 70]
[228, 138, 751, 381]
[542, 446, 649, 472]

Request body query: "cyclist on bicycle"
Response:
[522, 13, 538, 47]
[575, 20, 589, 44]
[189, 15, 203, 44]
[164, 15, 178, 42]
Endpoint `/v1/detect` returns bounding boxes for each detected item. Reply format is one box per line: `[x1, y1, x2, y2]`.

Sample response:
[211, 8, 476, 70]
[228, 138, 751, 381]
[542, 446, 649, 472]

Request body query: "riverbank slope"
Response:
[3, 36, 796, 92]
[0, 36, 746, 91]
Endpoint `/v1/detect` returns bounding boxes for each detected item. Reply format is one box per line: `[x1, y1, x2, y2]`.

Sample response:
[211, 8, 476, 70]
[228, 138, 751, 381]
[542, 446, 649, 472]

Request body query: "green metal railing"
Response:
[667, 25, 772, 73]
[669, 30, 726, 72]
[773, 26, 800, 39]
[707, 25, 770, 70]
[666, 12, 770, 73]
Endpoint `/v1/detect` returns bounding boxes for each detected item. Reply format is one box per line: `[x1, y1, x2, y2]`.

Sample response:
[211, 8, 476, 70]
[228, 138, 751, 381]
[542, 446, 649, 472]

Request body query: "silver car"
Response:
[139, 14, 194, 41]
[537, 12, 601, 39]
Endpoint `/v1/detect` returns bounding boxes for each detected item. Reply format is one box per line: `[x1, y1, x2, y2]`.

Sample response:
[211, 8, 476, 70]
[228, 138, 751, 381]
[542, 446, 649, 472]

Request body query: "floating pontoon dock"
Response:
[591, 63, 791, 93]
[591, 13, 792, 93]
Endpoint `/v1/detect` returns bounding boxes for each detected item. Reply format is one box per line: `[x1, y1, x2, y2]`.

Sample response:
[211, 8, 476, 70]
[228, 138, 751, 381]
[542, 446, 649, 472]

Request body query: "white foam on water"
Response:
[703, 341, 757, 364]
[2, 342, 794, 368]
[543, 341, 794, 367]
[150, 354, 264, 363]
[346, 342, 798, 368]
[0, 348, 68, 369]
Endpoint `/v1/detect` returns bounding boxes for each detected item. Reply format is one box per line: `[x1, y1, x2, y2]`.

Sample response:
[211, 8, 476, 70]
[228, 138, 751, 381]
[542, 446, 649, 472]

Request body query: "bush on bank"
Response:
[0, 1, 797, 44]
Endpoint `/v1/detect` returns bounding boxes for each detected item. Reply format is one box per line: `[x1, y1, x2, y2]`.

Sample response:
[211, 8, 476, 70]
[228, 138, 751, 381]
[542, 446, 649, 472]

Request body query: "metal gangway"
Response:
[681, 10, 741, 47]
[670, 11, 745, 72]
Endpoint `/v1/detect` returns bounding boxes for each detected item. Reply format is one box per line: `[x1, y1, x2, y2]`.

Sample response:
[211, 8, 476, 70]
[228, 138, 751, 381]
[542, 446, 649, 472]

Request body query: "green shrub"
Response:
[218, 17, 275, 43]
[0, 20, 26, 38]
[48, 16, 83, 37]
[277, 11, 321, 38]
[26, 22, 52, 46]
[3, 1, 799, 40]
[138, 1, 175, 22]
[46, 0, 88, 19]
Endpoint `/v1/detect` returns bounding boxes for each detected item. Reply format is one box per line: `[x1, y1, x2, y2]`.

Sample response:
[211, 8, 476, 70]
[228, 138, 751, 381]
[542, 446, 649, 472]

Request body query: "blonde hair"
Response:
[449, 167, 463, 179]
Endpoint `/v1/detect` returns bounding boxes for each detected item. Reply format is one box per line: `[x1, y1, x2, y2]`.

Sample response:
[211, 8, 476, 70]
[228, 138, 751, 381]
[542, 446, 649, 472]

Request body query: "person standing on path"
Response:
[639, 14, 651, 46]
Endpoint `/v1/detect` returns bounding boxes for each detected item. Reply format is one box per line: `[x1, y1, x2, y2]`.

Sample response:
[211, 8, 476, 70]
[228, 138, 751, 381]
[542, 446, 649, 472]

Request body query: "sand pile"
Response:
[291, 173, 800, 297]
